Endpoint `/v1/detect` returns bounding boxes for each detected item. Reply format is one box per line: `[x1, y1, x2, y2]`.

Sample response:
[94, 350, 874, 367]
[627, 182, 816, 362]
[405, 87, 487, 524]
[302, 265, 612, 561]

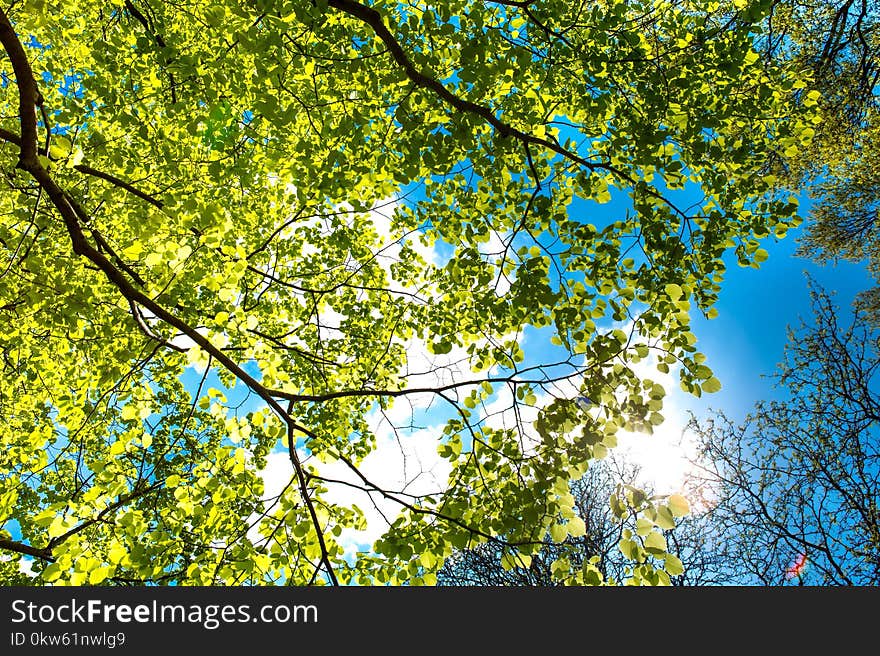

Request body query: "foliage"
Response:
[0, 0, 811, 585]
[760, 0, 880, 320]
[438, 456, 728, 586]
[688, 283, 880, 585]
[761, 0, 879, 141]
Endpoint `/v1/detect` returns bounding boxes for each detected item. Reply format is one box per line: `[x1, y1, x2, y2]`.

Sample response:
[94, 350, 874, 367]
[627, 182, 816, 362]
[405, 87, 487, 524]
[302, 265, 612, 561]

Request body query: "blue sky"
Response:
[689, 199, 869, 422]
[598, 192, 872, 495]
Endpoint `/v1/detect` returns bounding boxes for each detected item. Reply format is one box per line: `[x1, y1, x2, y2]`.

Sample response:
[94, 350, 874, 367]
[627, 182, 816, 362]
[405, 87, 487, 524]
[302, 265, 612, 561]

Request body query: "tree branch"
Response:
[0, 10, 336, 585]
[0, 11, 41, 168]
[325, 0, 688, 219]
[326, 0, 599, 165]
[46, 482, 162, 552]
[0, 482, 162, 564]
[74, 164, 165, 209]
[123, 0, 178, 104]
[286, 401, 338, 586]
[0, 126, 165, 209]
[0, 538, 52, 562]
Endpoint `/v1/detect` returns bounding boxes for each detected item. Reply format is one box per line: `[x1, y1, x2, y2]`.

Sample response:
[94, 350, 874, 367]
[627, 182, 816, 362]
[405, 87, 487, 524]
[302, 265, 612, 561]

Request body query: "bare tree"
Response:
[688, 282, 880, 585]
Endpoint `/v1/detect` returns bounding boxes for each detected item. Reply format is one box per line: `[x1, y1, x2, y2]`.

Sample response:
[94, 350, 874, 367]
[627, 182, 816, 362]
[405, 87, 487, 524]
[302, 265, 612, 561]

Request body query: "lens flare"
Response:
[785, 552, 808, 580]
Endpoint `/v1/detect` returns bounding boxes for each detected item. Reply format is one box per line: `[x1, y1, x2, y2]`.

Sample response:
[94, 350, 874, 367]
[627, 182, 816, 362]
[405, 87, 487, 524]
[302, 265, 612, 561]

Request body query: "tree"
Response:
[761, 0, 879, 142]
[688, 283, 880, 585]
[438, 455, 728, 586]
[757, 0, 880, 322]
[0, 0, 812, 585]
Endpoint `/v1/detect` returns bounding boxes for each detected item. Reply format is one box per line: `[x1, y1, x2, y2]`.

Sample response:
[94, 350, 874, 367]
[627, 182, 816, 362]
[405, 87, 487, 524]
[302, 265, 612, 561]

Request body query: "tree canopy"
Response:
[0, 0, 814, 585]
[761, 0, 880, 321]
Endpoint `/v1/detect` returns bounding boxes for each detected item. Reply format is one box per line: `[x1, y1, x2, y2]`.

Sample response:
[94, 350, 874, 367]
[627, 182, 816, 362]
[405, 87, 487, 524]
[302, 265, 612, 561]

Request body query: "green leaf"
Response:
[567, 516, 586, 538]
[655, 506, 676, 530]
[551, 558, 571, 579]
[89, 565, 111, 585]
[701, 376, 722, 393]
[41, 563, 63, 582]
[610, 493, 626, 518]
[664, 283, 682, 300]
[431, 341, 452, 355]
[619, 538, 639, 561]
[47, 516, 69, 539]
[550, 523, 568, 543]
[664, 553, 684, 576]
[643, 531, 667, 554]
[145, 252, 163, 267]
[668, 494, 691, 517]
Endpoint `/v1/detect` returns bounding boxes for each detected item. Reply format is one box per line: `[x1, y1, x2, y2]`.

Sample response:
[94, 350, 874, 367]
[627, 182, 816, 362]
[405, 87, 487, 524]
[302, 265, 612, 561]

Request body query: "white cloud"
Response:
[611, 354, 705, 498]
[0, 554, 37, 578]
[256, 414, 452, 559]
[19, 557, 35, 577]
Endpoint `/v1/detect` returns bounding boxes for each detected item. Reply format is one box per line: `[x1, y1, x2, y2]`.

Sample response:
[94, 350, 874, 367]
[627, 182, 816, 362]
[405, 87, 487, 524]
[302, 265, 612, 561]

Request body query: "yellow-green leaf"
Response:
[644, 531, 667, 554]
[668, 494, 690, 517]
